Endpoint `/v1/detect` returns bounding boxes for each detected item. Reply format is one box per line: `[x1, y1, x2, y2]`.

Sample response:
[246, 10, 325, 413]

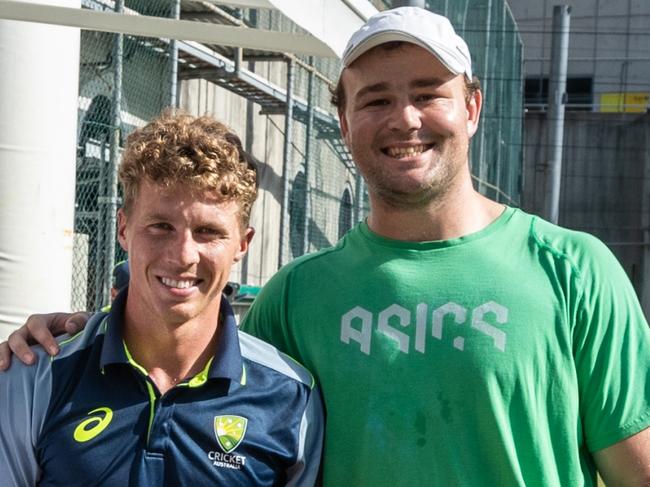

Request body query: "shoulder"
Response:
[523, 212, 644, 324]
[52, 312, 108, 362]
[237, 330, 315, 389]
[255, 227, 359, 299]
[244, 234, 352, 306]
[277, 235, 354, 278]
[529, 213, 608, 256]
[0, 342, 52, 389]
[526, 212, 621, 276]
[0, 313, 107, 399]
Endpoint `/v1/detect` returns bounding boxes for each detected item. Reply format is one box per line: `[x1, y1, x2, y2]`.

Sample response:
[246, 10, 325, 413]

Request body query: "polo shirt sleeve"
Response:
[286, 384, 324, 487]
[0, 348, 52, 486]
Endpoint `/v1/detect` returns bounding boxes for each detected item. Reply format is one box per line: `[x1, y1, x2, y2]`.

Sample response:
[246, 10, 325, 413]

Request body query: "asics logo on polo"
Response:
[73, 407, 113, 443]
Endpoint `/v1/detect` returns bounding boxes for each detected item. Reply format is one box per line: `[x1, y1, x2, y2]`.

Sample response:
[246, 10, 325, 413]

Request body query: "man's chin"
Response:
[153, 303, 202, 327]
[374, 181, 446, 209]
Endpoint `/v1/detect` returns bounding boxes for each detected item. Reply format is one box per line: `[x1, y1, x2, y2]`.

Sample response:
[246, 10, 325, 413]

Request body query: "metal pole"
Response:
[354, 171, 365, 223]
[302, 57, 314, 254]
[234, 8, 243, 76]
[619, 0, 631, 111]
[94, 140, 108, 309]
[476, 0, 492, 194]
[100, 0, 124, 307]
[278, 59, 294, 269]
[241, 79, 254, 284]
[544, 5, 571, 224]
[240, 8, 257, 284]
[168, 0, 180, 107]
[641, 118, 650, 313]
[392, 0, 425, 7]
[494, 1, 506, 202]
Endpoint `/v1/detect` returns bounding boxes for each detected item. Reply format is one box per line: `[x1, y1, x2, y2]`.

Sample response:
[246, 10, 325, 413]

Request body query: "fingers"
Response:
[7, 312, 69, 365]
[64, 312, 91, 336]
[7, 325, 38, 365]
[26, 313, 63, 357]
[0, 311, 91, 370]
[0, 340, 12, 371]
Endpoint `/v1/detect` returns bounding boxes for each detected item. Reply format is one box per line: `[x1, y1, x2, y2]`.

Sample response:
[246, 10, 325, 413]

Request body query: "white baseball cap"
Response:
[342, 6, 473, 80]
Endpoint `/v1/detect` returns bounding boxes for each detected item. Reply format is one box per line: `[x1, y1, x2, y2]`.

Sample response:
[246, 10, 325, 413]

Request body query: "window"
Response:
[525, 77, 593, 111]
[338, 187, 353, 239]
[289, 172, 306, 258]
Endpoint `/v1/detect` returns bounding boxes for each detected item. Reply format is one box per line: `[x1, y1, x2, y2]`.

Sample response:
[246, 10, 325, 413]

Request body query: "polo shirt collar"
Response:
[207, 295, 243, 383]
[100, 287, 129, 367]
[99, 289, 243, 385]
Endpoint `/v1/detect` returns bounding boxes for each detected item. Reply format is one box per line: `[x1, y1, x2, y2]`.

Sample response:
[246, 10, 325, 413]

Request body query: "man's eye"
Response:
[150, 222, 172, 232]
[364, 98, 389, 107]
[415, 93, 436, 102]
[197, 227, 222, 237]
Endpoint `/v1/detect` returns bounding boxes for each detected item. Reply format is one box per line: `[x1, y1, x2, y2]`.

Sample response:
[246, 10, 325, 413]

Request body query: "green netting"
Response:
[70, 0, 522, 309]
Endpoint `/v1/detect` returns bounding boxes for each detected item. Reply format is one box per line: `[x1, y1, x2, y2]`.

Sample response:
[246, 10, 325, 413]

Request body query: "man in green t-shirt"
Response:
[2, 6, 649, 486]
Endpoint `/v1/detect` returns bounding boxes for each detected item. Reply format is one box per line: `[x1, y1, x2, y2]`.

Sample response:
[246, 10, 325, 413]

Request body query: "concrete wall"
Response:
[521, 111, 650, 313]
[180, 74, 284, 286]
[509, 0, 650, 109]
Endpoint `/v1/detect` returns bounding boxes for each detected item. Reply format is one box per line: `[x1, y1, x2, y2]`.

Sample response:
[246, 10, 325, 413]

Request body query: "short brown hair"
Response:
[119, 111, 257, 228]
[330, 42, 481, 110]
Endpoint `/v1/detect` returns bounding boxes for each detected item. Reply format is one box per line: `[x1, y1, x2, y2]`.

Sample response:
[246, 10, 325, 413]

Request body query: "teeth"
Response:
[386, 145, 427, 158]
[161, 277, 197, 289]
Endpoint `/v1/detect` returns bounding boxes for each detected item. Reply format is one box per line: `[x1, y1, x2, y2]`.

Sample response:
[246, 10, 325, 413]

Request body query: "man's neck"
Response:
[122, 307, 220, 395]
[367, 178, 505, 242]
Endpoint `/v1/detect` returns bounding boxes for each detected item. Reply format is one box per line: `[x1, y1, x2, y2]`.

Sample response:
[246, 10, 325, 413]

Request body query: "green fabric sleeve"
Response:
[567, 234, 650, 451]
[240, 265, 293, 357]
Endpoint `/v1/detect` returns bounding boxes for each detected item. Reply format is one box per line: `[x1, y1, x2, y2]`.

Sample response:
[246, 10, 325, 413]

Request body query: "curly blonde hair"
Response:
[119, 111, 257, 228]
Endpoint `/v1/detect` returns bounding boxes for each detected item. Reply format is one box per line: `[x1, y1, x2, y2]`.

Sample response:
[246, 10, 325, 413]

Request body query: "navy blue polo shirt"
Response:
[0, 291, 323, 486]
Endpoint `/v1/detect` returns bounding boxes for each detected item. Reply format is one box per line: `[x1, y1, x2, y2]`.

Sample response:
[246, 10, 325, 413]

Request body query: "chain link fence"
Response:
[72, 0, 175, 311]
[252, 8, 365, 265]
[70, 0, 523, 311]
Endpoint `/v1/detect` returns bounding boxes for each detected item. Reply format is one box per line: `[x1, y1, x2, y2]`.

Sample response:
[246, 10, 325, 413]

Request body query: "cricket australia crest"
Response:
[214, 415, 248, 453]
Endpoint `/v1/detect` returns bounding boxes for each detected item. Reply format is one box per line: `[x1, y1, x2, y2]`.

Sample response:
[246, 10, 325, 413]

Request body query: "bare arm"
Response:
[594, 426, 650, 487]
[0, 312, 89, 370]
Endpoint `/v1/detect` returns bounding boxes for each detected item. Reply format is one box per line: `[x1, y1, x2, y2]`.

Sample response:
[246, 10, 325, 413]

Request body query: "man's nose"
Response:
[388, 103, 422, 132]
[174, 230, 200, 266]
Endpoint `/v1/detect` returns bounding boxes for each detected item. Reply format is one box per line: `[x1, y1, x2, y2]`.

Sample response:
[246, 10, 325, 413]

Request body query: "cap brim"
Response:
[343, 31, 471, 80]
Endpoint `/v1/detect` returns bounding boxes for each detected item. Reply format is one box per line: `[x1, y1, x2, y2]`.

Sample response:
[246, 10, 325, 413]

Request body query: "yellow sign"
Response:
[599, 92, 649, 113]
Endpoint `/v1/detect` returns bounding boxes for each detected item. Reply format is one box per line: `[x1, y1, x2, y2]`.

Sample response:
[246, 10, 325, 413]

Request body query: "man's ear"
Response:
[234, 227, 255, 263]
[466, 89, 483, 138]
[117, 208, 129, 252]
[338, 107, 350, 146]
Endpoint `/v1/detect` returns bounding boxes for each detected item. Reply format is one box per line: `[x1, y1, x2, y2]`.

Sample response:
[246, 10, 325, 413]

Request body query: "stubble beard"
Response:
[362, 141, 467, 211]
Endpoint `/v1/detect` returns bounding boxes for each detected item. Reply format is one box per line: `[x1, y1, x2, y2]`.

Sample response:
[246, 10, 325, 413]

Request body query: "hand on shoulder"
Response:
[0, 312, 89, 371]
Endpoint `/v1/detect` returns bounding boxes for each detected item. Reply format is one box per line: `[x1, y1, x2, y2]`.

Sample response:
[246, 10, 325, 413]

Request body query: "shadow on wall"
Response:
[251, 153, 283, 204]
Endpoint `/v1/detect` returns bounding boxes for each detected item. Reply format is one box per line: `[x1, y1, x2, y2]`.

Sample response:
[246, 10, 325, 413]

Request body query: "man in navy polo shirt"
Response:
[0, 112, 323, 486]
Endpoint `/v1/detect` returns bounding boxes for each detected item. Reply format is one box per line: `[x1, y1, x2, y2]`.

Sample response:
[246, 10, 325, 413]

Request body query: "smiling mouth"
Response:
[159, 277, 202, 289]
[383, 144, 433, 158]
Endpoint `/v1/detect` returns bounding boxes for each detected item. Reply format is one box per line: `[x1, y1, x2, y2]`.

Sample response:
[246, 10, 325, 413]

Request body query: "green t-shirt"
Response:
[241, 207, 650, 486]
